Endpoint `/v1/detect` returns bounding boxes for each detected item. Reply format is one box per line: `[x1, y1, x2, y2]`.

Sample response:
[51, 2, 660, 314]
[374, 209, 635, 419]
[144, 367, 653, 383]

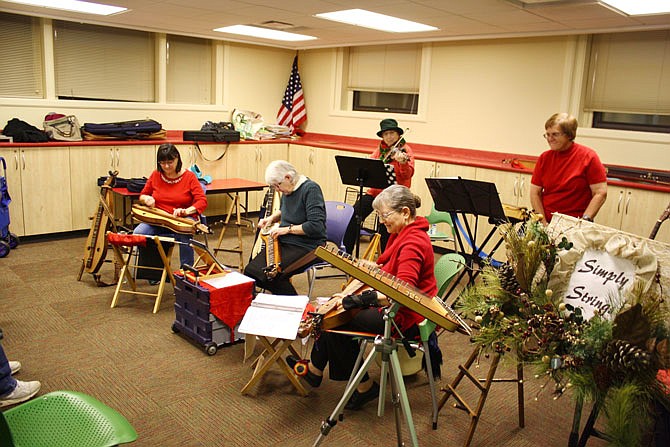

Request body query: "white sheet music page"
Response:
[201, 271, 254, 289]
[238, 293, 309, 339]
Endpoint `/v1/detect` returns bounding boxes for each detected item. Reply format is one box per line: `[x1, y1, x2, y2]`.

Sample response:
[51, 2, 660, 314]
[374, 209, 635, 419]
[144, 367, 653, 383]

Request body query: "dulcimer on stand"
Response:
[78, 170, 118, 285]
[314, 245, 472, 335]
[131, 204, 210, 235]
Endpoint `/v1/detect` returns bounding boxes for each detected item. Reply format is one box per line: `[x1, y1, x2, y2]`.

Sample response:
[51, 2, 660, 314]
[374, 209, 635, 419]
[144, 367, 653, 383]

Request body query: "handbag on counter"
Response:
[43, 113, 83, 142]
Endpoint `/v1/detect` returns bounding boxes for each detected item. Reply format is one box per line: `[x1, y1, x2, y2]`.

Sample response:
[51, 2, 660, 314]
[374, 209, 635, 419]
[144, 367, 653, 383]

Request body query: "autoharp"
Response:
[314, 245, 472, 335]
[132, 204, 210, 234]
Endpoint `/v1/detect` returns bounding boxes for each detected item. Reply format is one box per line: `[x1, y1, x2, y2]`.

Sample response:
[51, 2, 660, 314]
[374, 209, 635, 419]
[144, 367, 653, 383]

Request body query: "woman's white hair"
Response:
[265, 160, 299, 185]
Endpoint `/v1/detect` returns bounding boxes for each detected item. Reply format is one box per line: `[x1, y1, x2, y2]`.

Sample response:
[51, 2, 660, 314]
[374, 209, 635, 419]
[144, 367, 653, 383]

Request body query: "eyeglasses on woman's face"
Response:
[159, 159, 176, 166]
[543, 132, 565, 140]
[376, 209, 397, 222]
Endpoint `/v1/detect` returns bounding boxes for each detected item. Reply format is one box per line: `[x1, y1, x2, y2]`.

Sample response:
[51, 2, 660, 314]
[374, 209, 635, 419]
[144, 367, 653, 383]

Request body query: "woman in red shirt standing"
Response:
[288, 185, 438, 410]
[134, 143, 207, 267]
[530, 113, 607, 225]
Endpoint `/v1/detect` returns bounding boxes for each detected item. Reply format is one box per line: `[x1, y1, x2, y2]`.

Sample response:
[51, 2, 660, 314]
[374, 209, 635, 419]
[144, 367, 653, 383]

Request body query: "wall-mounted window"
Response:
[346, 44, 421, 115]
[54, 21, 155, 102]
[585, 30, 670, 133]
[0, 12, 44, 99]
[167, 34, 212, 104]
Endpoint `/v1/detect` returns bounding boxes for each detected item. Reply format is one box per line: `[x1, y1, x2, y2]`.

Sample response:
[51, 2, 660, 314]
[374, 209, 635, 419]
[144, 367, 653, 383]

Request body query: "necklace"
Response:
[161, 172, 183, 184]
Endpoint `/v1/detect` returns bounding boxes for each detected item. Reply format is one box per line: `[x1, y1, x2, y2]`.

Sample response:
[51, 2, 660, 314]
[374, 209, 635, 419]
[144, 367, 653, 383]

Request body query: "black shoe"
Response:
[345, 381, 380, 410]
[286, 355, 322, 388]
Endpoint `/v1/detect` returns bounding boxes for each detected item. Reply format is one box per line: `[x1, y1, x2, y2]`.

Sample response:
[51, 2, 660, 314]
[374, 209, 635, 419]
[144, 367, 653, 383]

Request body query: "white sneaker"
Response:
[9, 360, 21, 375]
[0, 380, 41, 407]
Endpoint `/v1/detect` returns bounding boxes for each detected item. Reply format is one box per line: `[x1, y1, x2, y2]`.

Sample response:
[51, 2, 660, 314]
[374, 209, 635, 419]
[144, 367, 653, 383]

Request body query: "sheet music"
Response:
[238, 293, 309, 339]
[202, 271, 254, 289]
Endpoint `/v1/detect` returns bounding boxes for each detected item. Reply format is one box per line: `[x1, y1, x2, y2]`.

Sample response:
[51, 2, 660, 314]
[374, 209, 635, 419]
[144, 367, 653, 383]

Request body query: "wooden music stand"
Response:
[238, 294, 310, 396]
[438, 345, 525, 447]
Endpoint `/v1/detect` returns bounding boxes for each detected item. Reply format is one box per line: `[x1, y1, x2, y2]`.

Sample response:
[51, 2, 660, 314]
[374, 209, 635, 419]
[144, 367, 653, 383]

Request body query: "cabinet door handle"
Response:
[617, 190, 623, 214]
[309, 149, 314, 164]
[13, 150, 19, 170]
[110, 148, 115, 168]
[512, 178, 519, 197]
[21, 150, 25, 170]
[624, 191, 631, 215]
[435, 165, 440, 177]
[519, 177, 525, 198]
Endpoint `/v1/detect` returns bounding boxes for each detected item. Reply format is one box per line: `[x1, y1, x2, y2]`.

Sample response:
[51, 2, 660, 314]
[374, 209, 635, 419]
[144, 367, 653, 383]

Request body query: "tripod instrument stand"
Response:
[313, 303, 419, 447]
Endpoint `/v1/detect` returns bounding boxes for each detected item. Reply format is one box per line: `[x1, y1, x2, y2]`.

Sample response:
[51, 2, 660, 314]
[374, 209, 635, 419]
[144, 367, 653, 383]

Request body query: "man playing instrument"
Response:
[288, 185, 441, 410]
[244, 160, 326, 295]
[134, 143, 207, 267]
[343, 118, 415, 254]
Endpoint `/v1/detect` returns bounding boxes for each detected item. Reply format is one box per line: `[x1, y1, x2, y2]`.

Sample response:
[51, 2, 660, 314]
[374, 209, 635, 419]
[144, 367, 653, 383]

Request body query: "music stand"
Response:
[426, 177, 508, 296]
[335, 155, 395, 258]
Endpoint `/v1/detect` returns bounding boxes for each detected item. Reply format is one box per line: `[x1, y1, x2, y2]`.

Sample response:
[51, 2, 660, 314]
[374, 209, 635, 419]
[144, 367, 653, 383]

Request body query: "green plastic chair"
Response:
[434, 252, 465, 298]
[425, 205, 456, 250]
[0, 390, 138, 447]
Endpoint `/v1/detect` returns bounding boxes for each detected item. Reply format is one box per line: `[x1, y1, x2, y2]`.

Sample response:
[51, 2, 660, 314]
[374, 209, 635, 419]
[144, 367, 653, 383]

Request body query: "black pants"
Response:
[343, 194, 389, 255]
[310, 308, 419, 381]
[244, 243, 317, 295]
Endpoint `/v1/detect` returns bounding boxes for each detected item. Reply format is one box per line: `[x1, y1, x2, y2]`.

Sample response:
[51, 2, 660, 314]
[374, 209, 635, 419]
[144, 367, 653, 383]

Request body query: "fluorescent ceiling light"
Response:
[3, 0, 127, 15]
[214, 25, 317, 42]
[315, 9, 438, 33]
[599, 0, 670, 15]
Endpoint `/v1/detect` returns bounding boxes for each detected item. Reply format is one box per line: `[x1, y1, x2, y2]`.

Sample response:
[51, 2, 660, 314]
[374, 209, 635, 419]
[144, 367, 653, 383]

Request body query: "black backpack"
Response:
[3, 118, 49, 143]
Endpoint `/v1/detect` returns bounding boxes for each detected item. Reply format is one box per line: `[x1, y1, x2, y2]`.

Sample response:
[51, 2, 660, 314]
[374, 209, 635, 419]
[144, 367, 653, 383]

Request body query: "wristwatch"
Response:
[582, 215, 593, 222]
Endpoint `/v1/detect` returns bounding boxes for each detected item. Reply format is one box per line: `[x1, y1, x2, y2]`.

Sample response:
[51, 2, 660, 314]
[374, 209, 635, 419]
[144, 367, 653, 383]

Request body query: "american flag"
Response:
[277, 55, 306, 133]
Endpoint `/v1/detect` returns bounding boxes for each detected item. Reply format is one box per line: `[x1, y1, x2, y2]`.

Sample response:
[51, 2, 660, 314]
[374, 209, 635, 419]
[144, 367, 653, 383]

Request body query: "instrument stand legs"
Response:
[313, 308, 419, 447]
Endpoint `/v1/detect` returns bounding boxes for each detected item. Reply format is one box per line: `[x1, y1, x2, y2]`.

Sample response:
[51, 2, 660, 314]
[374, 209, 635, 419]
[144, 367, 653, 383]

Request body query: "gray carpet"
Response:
[0, 225, 605, 447]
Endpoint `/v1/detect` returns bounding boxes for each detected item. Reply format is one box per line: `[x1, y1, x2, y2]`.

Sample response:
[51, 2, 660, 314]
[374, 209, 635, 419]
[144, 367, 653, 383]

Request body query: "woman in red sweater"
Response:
[134, 143, 207, 267]
[288, 184, 438, 410]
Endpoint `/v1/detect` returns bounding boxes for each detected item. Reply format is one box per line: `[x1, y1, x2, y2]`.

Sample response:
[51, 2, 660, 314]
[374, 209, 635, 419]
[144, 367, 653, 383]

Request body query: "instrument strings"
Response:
[328, 245, 471, 334]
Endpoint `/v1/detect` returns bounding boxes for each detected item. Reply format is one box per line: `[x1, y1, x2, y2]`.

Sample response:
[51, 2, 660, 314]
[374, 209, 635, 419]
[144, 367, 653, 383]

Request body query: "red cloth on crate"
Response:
[197, 272, 254, 340]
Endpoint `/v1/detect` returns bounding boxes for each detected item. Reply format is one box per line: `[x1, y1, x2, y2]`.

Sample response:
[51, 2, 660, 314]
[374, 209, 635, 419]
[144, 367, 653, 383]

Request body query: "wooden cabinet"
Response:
[598, 186, 670, 244]
[289, 144, 351, 202]
[6, 147, 73, 236]
[475, 167, 531, 209]
[69, 144, 155, 231]
[226, 143, 287, 211]
[185, 143, 229, 216]
[0, 148, 25, 236]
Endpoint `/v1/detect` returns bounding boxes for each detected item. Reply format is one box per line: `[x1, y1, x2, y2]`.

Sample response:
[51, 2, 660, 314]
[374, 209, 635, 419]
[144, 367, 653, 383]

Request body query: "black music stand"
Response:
[335, 155, 395, 258]
[426, 177, 508, 297]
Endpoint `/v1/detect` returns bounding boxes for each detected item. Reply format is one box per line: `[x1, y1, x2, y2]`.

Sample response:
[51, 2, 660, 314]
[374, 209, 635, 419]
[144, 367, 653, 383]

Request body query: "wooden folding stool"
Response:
[107, 232, 176, 314]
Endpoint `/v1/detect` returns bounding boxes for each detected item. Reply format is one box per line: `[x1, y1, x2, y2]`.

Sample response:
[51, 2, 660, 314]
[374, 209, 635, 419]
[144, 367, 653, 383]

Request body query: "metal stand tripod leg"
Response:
[313, 305, 419, 447]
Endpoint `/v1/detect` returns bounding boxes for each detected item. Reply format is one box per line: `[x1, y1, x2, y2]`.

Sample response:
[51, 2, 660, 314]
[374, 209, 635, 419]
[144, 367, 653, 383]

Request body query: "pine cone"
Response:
[498, 263, 522, 294]
[601, 339, 653, 375]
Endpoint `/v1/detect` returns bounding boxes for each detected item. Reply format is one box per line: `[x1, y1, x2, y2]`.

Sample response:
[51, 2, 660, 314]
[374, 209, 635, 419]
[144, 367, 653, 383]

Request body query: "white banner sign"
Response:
[563, 248, 635, 320]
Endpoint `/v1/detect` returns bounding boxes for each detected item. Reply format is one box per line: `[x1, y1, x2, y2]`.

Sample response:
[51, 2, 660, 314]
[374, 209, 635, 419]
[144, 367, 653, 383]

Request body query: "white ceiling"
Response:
[1, 0, 669, 49]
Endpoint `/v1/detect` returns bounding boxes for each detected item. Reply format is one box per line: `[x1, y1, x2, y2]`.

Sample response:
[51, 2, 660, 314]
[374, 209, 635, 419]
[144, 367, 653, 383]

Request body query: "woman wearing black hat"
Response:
[343, 118, 415, 253]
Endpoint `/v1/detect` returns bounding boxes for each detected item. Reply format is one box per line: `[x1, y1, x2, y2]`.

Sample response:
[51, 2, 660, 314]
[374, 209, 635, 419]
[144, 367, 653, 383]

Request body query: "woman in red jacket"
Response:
[288, 184, 438, 410]
[134, 143, 207, 267]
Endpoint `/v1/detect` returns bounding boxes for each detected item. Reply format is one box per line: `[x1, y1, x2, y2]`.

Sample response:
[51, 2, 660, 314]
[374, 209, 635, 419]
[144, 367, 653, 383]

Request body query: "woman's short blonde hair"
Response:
[545, 112, 578, 140]
[265, 160, 299, 185]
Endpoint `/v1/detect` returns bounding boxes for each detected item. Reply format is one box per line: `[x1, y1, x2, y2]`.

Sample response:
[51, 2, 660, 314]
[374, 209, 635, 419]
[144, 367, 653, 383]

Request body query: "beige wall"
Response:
[1, 34, 668, 170]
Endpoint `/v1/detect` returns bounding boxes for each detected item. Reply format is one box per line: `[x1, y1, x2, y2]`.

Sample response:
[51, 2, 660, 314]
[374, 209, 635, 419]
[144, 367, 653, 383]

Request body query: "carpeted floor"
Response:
[0, 223, 605, 447]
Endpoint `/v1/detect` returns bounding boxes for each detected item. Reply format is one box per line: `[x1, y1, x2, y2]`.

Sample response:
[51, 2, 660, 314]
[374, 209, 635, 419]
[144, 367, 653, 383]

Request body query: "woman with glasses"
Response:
[134, 143, 207, 267]
[530, 112, 607, 225]
[287, 184, 439, 411]
[244, 160, 327, 295]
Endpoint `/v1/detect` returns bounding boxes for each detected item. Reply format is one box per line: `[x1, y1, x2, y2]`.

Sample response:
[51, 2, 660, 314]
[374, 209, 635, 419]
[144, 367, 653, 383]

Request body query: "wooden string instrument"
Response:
[132, 204, 210, 235]
[79, 171, 117, 282]
[261, 229, 282, 279]
[251, 188, 280, 258]
[649, 201, 670, 240]
[314, 245, 472, 335]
